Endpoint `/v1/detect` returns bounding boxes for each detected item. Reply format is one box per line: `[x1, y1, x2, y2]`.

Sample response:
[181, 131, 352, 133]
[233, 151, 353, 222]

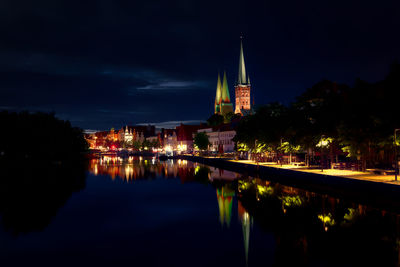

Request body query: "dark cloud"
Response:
[0, 0, 399, 130]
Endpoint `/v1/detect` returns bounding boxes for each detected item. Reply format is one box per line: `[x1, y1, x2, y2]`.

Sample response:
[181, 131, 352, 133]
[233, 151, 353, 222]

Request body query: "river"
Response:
[0, 156, 399, 266]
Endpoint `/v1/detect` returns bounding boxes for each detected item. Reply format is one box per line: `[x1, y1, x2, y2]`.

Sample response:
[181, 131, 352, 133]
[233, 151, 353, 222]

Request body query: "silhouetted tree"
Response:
[0, 111, 88, 161]
[207, 114, 224, 126]
[194, 132, 210, 152]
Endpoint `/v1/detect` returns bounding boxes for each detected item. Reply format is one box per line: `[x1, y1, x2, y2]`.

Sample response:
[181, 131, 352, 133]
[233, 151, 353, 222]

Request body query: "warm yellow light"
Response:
[257, 185, 273, 196]
[318, 213, 335, 227]
[281, 195, 302, 207]
[316, 137, 333, 148]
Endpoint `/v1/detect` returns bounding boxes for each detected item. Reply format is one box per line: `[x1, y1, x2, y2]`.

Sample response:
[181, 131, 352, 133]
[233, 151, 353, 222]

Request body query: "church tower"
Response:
[214, 72, 233, 116]
[234, 37, 251, 115]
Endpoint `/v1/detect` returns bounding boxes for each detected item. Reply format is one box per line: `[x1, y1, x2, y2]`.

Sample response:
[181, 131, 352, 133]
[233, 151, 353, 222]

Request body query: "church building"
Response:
[214, 37, 252, 117]
[234, 37, 252, 115]
[214, 72, 234, 116]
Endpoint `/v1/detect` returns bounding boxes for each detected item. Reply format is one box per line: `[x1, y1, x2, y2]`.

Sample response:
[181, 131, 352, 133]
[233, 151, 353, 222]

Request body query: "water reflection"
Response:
[238, 201, 251, 266]
[216, 185, 235, 227]
[90, 156, 193, 181]
[89, 156, 221, 184]
[87, 156, 400, 266]
[0, 160, 87, 235]
[237, 177, 400, 266]
[5, 156, 400, 266]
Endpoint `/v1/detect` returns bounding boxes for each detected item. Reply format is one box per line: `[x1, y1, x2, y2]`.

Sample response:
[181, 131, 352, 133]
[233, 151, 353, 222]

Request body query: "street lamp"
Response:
[395, 129, 400, 181]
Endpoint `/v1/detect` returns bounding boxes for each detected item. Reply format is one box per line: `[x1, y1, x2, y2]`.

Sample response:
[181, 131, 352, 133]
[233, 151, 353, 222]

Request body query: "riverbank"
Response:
[178, 155, 400, 211]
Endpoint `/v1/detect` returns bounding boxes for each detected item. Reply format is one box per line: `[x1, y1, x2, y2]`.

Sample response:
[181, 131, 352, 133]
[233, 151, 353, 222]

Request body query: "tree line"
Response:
[0, 111, 88, 161]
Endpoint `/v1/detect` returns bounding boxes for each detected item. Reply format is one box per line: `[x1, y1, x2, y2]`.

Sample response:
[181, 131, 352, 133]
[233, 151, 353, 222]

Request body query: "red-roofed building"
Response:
[176, 123, 208, 152]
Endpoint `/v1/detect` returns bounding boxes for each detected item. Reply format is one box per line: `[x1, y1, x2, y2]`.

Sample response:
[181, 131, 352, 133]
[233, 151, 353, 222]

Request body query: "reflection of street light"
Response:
[395, 129, 400, 181]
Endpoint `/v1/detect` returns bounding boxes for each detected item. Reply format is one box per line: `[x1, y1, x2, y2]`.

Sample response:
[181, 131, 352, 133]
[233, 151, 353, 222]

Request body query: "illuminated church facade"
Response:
[214, 72, 234, 115]
[214, 37, 252, 116]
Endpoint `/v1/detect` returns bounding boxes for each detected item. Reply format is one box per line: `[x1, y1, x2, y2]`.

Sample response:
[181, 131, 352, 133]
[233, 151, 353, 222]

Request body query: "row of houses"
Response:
[85, 123, 237, 153]
[85, 125, 156, 149]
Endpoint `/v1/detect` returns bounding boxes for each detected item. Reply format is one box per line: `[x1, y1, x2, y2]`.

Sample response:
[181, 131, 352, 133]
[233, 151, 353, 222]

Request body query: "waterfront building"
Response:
[161, 128, 176, 148]
[146, 133, 163, 151]
[234, 37, 252, 115]
[146, 136, 158, 143]
[176, 123, 208, 152]
[123, 126, 133, 142]
[84, 133, 97, 149]
[197, 124, 236, 153]
[107, 128, 118, 142]
[163, 129, 178, 155]
[91, 131, 108, 149]
[119, 125, 156, 143]
[84, 125, 157, 150]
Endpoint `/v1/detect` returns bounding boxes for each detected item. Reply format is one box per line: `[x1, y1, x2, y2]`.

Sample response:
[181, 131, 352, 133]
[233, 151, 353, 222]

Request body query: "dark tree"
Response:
[194, 132, 210, 151]
[0, 111, 88, 162]
[207, 114, 224, 126]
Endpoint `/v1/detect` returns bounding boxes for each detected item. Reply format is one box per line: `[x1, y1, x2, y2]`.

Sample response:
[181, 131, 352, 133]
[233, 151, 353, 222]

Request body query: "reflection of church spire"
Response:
[238, 201, 251, 267]
[216, 185, 235, 227]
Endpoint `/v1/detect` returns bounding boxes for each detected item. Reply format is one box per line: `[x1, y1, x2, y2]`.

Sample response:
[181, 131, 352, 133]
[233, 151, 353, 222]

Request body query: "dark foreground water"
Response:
[1, 156, 400, 267]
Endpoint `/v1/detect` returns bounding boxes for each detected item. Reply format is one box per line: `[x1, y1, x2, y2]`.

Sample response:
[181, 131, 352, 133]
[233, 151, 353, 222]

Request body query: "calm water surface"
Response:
[1, 156, 400, 266]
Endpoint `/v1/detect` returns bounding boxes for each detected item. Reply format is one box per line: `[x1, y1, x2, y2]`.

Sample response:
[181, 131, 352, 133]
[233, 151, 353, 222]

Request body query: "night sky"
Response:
[1, 0, 399, 130]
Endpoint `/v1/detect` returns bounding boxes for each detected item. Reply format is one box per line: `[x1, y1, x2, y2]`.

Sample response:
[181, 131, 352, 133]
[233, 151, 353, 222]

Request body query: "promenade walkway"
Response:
[229, 159, 400, 185]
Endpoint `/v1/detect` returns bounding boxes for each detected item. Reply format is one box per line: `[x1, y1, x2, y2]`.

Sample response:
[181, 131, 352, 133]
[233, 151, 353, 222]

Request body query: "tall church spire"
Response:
[214, 73, 222, 113]
[234, 36, 252, 115]
[238, 36, 247, 85]
[221, 71, 231, 103]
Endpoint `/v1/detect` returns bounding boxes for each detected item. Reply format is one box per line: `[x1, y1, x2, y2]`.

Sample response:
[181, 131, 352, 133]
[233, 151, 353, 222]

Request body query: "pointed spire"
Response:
[215, 73, 222, 113]
[238, 36, 247, 85]
[247, 75, 250, 85]
[221, 71, 231, 103]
